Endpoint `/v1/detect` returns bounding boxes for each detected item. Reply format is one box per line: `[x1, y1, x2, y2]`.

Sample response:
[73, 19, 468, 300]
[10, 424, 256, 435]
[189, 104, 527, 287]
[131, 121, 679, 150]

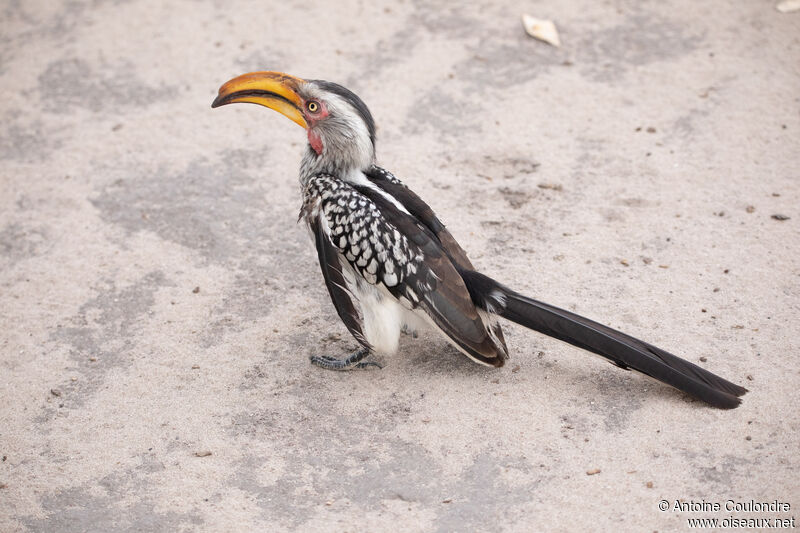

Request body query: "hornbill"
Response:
[211, 71, 747, 409]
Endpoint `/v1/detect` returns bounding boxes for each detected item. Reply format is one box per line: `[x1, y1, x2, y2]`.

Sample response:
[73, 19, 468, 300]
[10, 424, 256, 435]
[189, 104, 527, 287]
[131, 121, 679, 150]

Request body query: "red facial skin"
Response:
[304, 100, 329, 155]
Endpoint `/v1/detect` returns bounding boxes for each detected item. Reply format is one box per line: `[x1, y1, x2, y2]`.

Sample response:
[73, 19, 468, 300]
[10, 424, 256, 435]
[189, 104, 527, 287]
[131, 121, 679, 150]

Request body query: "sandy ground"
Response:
[1, 0, 799, 531]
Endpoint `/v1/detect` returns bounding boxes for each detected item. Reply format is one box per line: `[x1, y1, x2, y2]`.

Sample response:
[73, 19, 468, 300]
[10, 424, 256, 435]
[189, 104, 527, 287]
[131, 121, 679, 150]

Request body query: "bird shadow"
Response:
[394, 335, 703, 413]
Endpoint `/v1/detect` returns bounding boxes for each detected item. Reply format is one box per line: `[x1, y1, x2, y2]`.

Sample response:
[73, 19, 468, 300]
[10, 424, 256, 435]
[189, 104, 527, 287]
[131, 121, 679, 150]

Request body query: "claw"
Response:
[310, 347, 381, 371]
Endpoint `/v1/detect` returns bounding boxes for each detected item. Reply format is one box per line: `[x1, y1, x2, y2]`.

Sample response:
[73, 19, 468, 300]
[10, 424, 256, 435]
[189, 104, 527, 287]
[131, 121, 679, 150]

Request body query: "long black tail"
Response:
[461, 271, 747, 409]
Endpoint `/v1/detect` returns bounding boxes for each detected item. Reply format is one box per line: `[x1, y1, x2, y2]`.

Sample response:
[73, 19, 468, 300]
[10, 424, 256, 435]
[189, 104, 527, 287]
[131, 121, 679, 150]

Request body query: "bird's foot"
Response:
[309, 347, 382, 371]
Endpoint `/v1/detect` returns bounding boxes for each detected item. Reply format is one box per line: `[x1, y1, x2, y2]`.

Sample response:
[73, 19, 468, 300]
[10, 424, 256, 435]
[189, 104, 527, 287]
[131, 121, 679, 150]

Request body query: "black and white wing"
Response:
[365, 165, 508, 354]
[365, 165, 474, 271]
[303, 173, 507, 366]
[307, 213, 370, 350]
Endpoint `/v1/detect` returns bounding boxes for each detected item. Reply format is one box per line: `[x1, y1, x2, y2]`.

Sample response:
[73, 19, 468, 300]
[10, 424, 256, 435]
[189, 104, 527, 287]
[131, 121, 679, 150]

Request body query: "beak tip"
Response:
[210, 72, 307, 125]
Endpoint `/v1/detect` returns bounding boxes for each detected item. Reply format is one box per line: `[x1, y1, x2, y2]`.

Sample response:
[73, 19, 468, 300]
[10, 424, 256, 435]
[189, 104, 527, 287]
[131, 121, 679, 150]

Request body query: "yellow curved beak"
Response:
[211, 71, 308, 129]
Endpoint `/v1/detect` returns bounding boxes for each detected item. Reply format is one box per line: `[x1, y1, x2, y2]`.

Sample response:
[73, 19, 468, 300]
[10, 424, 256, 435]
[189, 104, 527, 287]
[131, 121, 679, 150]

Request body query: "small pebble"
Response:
[50, 389, 61, 397]
[699, 356, 708, 362]
[586, 468, 601, 475]
[194, 451, 212, 457]
[192, 286, 200, 294]
[771, 214, 790, 221]
[646, 481, 654, 488]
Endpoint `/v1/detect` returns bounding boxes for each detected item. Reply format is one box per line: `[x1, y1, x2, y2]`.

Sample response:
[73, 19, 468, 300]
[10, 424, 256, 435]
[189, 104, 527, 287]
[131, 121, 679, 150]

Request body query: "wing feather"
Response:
[331, 177, 506, 365]
[365, 166, 508, 356]
[365, 166, 474, 271]
[308, 212, 370, 349]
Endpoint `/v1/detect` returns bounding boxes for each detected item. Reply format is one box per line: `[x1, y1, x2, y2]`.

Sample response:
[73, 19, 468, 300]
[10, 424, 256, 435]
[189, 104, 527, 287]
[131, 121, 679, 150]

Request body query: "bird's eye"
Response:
[307, 101, 319, 113]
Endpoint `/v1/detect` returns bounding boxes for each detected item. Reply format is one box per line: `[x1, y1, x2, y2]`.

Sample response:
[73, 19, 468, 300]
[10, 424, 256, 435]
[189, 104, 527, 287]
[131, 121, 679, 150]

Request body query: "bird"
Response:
[211, 71, 747, 409]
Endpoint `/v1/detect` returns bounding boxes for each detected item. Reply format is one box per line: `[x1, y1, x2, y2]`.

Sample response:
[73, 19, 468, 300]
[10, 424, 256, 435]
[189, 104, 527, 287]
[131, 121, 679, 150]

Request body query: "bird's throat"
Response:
[308, 129, 324, 155]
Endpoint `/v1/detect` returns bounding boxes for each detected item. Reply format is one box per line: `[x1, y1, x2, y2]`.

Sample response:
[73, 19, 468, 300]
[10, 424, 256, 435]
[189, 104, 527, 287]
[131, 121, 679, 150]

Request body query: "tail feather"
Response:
[461, 271, 747, 409]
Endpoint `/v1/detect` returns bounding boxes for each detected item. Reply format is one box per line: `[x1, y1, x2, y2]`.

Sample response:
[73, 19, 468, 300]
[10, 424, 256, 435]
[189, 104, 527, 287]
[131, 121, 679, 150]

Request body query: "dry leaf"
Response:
[776, 0, 800, 13]
[522, 14, 561, 47]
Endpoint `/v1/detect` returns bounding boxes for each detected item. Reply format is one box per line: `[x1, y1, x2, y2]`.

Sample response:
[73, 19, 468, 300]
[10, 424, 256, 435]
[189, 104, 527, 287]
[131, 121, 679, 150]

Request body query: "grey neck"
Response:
[299, 143, 375, 187]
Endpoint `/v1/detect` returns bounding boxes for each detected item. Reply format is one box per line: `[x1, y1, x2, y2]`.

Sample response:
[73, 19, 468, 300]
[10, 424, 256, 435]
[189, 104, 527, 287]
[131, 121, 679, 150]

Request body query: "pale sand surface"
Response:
[1, 1, 798, 531]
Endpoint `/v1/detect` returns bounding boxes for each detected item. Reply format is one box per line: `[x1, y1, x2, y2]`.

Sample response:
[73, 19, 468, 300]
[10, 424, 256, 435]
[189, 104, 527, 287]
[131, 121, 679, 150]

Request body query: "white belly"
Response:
[341, 261, 429, 355]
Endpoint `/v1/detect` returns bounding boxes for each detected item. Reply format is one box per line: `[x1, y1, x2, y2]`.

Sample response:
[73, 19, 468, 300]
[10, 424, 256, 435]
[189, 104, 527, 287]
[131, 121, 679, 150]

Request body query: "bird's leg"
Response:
[310, 347, 382, 371]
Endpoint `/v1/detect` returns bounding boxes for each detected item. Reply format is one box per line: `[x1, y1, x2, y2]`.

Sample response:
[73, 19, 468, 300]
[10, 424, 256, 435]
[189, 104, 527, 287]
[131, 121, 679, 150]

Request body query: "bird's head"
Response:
[212, 71, 376, 177]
